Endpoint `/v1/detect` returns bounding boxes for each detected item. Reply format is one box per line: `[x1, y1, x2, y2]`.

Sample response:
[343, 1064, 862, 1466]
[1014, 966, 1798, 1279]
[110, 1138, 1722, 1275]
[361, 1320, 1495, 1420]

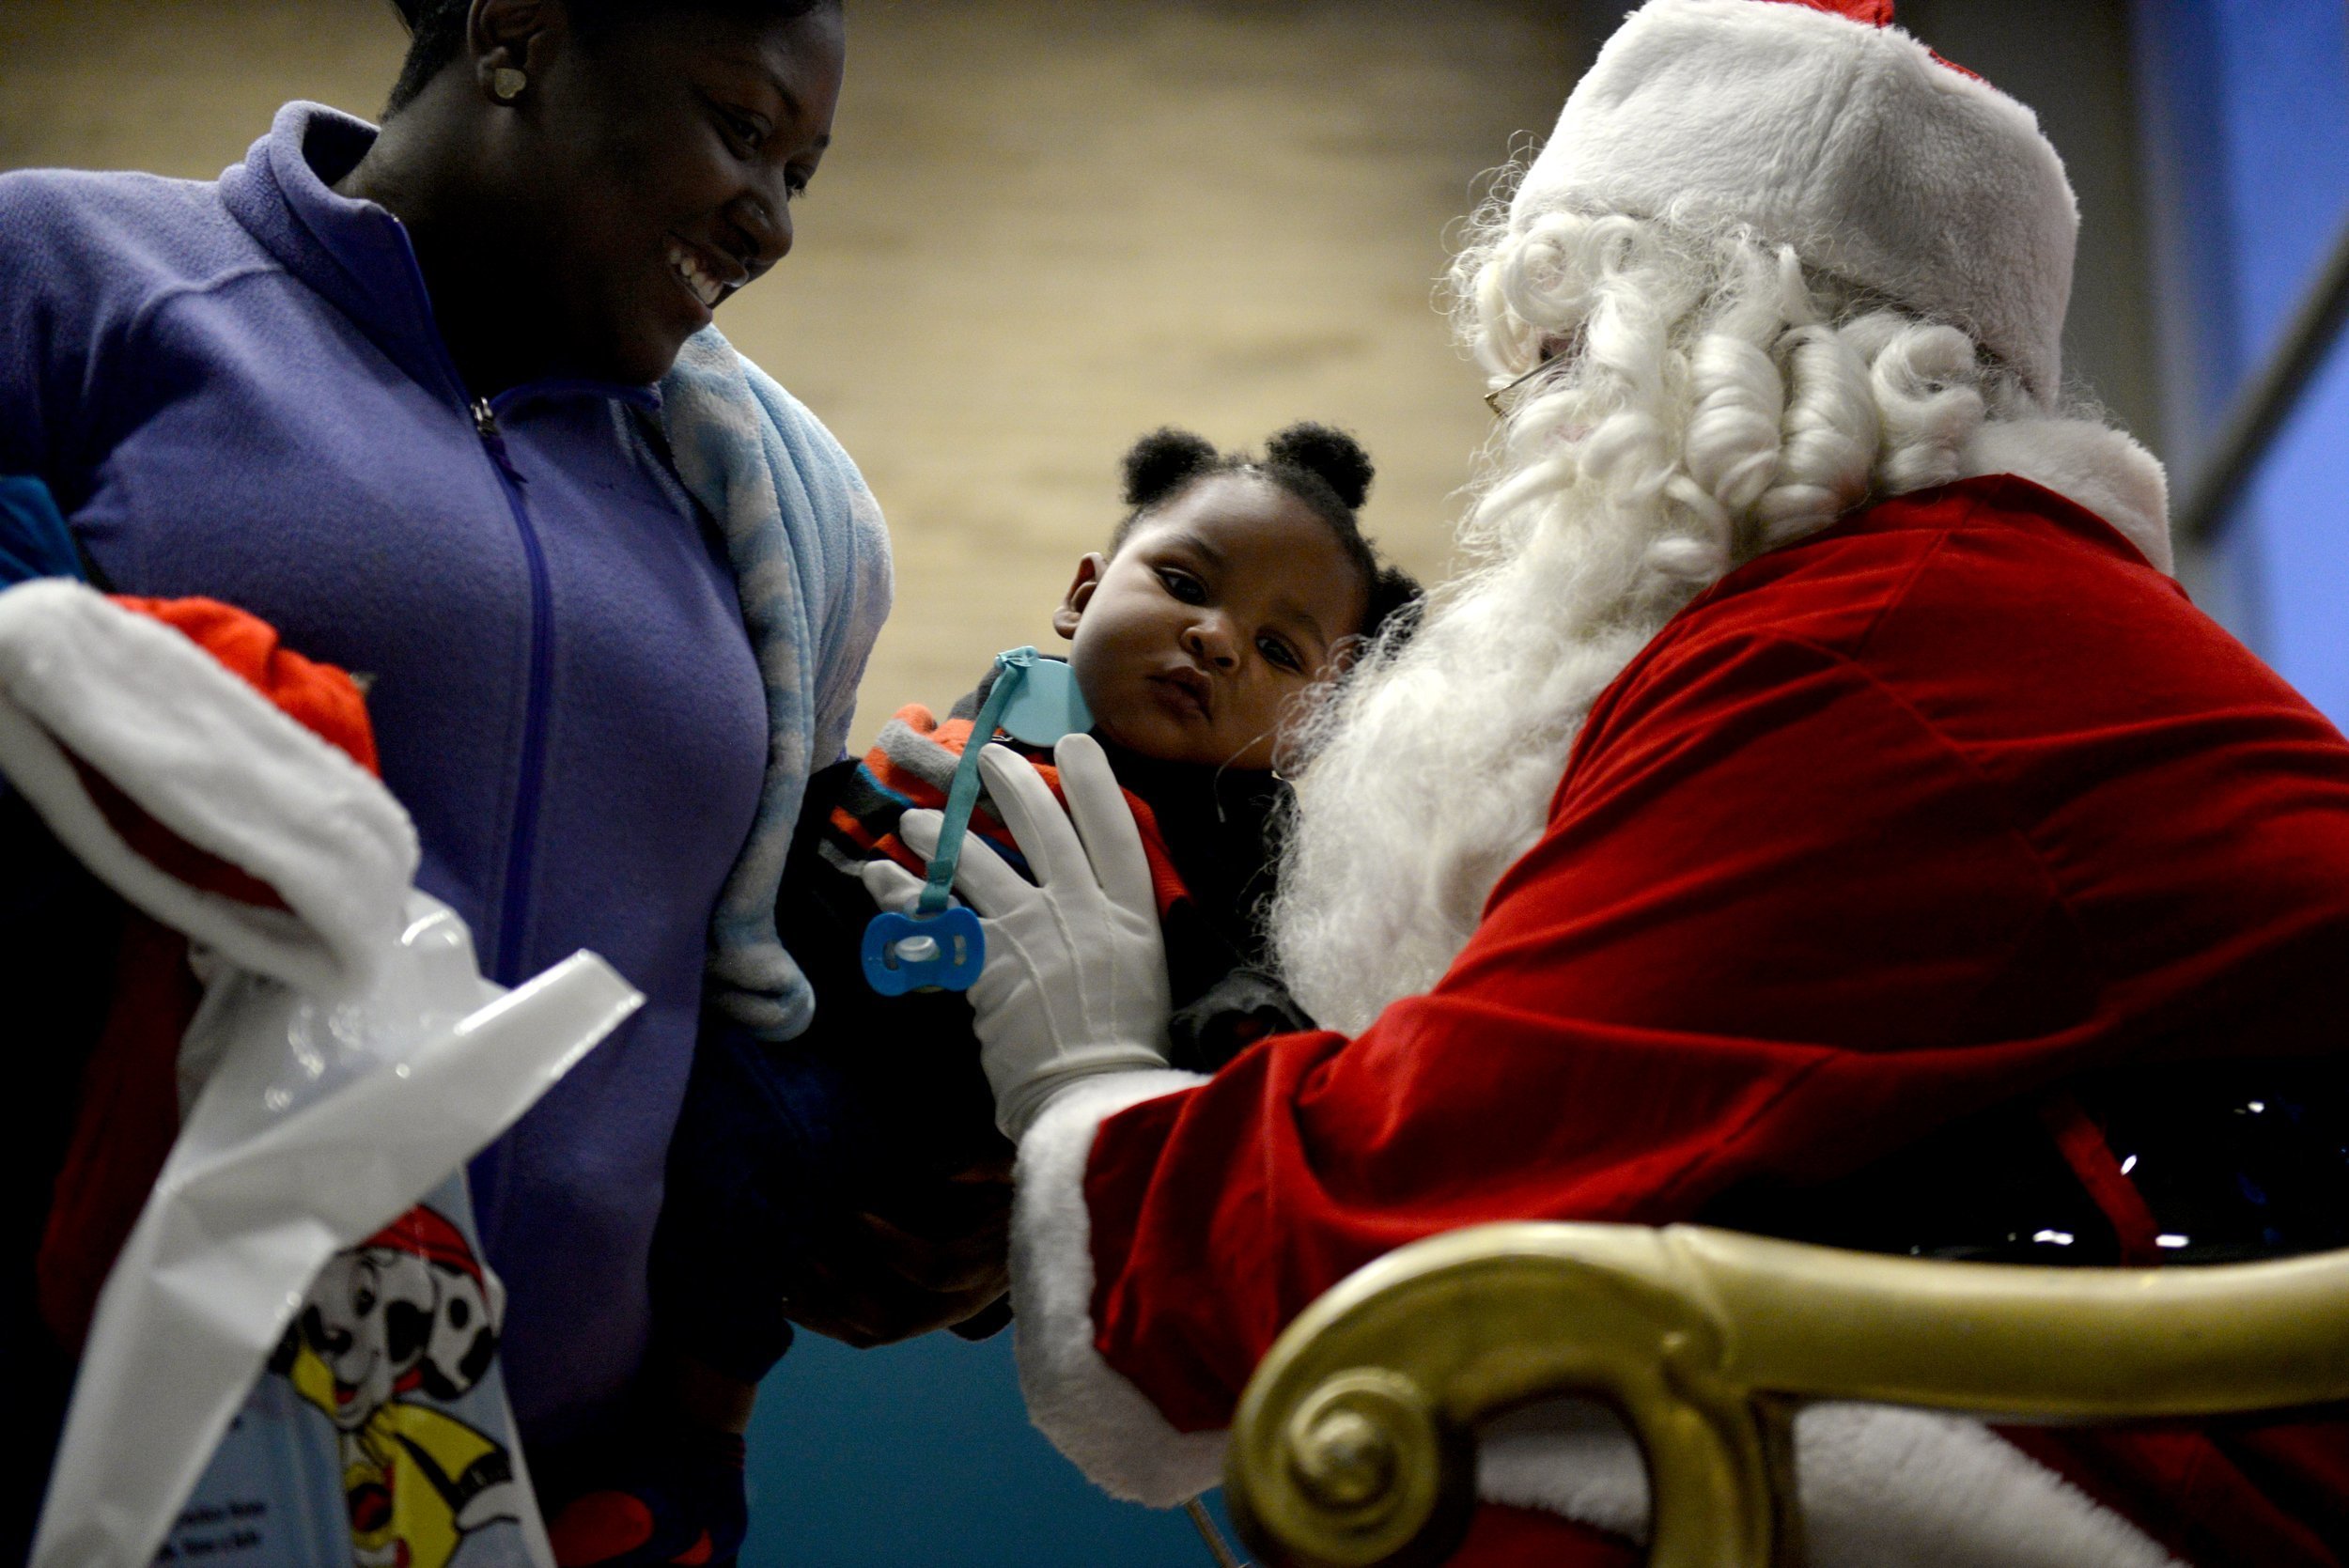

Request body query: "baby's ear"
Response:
[1053, 553, 1107, 641]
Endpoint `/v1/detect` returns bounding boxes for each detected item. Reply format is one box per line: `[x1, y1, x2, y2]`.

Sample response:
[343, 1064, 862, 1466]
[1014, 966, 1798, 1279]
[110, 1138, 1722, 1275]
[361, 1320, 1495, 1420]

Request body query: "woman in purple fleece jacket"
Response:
[0, 1, 946, 1560]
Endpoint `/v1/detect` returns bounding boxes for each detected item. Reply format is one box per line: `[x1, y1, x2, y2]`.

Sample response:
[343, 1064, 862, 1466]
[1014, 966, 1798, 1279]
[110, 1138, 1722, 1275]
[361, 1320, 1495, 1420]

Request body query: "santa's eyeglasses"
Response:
[1483, 351, 1564, 419]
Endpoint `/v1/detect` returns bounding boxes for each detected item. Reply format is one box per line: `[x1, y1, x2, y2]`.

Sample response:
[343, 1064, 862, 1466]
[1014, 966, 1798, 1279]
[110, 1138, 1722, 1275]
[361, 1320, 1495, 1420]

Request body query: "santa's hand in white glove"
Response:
[861, 734, 1172, 1141]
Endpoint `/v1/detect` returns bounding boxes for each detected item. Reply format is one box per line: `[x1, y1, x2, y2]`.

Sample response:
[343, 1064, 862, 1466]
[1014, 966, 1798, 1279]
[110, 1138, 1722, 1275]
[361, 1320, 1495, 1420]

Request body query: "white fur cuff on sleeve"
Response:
[1010, 1068, 1222, 1507]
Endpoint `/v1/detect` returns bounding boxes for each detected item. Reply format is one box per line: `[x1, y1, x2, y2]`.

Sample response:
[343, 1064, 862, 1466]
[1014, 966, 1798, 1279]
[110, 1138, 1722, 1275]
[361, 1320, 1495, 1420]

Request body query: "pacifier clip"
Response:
[860, 647, 1092, 996]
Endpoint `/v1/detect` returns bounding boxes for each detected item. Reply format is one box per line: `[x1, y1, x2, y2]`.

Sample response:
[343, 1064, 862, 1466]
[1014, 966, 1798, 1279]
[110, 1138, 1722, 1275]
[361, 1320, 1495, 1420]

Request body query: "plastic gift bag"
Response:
[30, 894, 641, 1568]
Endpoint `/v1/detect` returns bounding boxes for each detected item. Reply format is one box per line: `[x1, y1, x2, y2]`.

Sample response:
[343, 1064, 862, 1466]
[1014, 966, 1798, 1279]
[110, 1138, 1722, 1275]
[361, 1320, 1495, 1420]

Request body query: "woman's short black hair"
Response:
[385, 0, 839, 116]
[1114, 423, 1423, 645]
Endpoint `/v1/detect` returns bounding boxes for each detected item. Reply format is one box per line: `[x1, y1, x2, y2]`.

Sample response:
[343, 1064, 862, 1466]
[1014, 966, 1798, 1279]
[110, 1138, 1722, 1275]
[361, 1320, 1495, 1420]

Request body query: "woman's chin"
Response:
[627, 319, 703, 384]
[571, 299, 704, 387]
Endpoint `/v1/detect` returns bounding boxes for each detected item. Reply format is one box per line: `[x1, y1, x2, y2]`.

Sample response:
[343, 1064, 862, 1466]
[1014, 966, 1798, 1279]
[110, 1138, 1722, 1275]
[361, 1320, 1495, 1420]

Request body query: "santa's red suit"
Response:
[901, 0, 2349, 1559]
[1005, 469, 2349, 1565]
[949, 6, 2349, 1559]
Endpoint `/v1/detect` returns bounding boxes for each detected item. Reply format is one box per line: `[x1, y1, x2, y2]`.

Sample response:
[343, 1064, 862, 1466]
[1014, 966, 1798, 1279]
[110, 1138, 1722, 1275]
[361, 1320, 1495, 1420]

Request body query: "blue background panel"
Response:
[2132, 0, 2349, 715]
[744, 1329, 1239, 1567]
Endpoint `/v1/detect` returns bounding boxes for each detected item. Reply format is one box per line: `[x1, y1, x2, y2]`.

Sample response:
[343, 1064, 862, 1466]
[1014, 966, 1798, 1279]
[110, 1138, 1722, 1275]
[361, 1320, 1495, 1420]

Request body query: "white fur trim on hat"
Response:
[1517, 0, 2077, 401]
[0, 579, 418, 996]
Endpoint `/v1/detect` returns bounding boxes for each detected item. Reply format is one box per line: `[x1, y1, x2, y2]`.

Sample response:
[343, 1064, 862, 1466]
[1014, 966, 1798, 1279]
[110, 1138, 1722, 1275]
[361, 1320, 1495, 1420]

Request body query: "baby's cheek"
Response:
[1064, 642, 1117, 722]
[1222, 688, 1292, 754]
[1081, 678, 1174, 756]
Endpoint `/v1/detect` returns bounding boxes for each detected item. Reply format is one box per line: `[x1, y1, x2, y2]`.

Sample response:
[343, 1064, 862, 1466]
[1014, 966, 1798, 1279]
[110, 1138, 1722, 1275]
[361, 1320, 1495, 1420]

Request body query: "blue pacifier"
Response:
[860, 904, 985, 996]
[861, 647, 1094, 996]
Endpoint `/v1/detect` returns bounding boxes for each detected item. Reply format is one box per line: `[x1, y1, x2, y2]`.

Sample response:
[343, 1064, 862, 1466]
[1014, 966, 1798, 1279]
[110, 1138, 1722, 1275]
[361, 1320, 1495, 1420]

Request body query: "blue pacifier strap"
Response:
[863, 648, 1082, 997]
[916, 649, 1032, 914]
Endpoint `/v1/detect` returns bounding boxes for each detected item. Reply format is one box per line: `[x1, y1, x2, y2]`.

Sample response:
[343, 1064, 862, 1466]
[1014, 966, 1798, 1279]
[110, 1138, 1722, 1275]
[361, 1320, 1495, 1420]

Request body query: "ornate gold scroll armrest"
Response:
[1223, 1221, 2349, 1568]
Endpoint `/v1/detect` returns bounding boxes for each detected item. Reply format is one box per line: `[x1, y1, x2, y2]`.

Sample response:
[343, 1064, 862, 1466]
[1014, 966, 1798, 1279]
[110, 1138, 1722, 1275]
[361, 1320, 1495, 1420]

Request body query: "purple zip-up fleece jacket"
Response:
[1, 104, 801, 1445]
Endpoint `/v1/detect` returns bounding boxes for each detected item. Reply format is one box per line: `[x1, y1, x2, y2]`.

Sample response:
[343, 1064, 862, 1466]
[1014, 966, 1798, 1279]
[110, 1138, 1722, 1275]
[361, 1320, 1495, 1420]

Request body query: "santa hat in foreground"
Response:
[1514, 0, 2077, 404]
[0, 579, 416, 998]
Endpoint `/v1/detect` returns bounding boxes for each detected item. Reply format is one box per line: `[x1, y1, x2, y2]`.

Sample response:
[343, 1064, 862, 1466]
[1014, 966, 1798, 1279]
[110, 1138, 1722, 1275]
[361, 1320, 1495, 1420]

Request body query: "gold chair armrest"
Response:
[1224, 1221, 2349, 1568]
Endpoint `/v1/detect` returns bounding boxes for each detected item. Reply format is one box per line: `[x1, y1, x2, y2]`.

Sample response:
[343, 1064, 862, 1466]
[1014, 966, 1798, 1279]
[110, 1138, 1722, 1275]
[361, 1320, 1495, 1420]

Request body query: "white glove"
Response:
[862, 734, 1171, 1140]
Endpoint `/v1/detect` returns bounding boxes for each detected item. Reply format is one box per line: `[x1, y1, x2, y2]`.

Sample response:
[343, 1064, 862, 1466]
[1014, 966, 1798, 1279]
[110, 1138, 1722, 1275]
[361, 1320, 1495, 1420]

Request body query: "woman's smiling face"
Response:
[1054, 474, 1371, 771]
[480, 1, 846, 384]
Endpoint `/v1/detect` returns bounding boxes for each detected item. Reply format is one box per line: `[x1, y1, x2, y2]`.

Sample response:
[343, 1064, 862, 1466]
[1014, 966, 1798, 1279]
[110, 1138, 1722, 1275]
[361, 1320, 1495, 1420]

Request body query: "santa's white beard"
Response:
[1269, 482, 1692, 1036]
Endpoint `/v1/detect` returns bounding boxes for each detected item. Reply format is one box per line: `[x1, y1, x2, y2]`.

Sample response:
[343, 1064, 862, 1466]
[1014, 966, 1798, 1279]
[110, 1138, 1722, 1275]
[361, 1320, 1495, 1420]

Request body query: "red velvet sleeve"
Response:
[1082, 627, 2088, 1432]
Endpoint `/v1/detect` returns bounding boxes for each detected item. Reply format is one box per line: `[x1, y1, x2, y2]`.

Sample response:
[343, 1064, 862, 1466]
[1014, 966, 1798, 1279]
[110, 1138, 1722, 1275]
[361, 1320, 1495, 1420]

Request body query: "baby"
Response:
[581, 424, 1417, 1557]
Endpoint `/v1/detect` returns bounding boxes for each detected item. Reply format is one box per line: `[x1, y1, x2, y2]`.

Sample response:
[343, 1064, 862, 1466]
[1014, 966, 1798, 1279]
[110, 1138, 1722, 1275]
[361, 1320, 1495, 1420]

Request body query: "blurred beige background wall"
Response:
[0, 0, 1580, 745]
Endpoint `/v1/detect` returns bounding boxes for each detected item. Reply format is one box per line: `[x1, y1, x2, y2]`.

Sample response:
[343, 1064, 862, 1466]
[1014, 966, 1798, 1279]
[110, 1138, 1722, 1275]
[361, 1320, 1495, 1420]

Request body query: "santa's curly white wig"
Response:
[1268, 186, 2158, 1034]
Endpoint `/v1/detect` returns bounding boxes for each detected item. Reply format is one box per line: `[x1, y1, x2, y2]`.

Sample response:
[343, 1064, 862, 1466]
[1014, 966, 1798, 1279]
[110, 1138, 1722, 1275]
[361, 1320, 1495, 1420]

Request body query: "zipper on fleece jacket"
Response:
[474, 394, 554, 986]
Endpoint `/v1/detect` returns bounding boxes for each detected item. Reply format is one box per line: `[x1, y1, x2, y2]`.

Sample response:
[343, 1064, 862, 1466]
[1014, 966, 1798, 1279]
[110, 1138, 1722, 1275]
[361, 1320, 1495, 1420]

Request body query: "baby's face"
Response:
[1054, 474, 1369, 770]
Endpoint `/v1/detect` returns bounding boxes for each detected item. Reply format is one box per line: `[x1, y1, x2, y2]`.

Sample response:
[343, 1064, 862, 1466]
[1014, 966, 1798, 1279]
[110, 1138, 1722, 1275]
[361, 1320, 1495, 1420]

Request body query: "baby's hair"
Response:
[1113, 423, 1423, 644]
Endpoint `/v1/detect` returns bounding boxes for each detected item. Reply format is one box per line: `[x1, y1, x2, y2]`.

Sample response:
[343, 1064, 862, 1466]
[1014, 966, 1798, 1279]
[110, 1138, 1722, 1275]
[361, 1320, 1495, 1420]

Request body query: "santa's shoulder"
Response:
[1660, 472, 2182, 665]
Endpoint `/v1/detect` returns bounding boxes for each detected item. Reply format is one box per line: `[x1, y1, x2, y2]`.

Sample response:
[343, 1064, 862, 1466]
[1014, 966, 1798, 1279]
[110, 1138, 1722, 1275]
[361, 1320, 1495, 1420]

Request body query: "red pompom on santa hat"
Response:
[1773, 0, 1894, 23]
[1765, 0, 1983, 77]
[1514, 0, 2074, 400]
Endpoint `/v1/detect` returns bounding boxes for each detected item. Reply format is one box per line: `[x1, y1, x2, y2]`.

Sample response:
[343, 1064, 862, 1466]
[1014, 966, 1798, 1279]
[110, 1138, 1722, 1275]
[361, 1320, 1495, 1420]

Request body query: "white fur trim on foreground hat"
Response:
[1516, 0, 2077, 402]
[1013, 1073, 2177, 1563]
[0, 579, 417, 997]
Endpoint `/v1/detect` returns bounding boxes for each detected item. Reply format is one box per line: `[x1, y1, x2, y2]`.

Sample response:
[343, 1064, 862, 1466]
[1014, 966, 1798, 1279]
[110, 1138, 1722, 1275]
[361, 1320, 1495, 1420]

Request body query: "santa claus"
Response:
[873, 0, 2349, 1561]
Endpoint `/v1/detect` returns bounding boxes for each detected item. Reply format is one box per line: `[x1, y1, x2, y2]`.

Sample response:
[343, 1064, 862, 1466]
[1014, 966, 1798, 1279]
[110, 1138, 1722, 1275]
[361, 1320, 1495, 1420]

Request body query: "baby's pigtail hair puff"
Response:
[1264, 423, 1376, 511]
[1122, 427, 1221, 508]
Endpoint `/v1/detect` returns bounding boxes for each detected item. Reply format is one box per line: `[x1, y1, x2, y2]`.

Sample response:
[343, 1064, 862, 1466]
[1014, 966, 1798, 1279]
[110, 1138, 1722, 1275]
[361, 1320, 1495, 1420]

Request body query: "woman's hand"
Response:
[863, 734, 1172, 1141]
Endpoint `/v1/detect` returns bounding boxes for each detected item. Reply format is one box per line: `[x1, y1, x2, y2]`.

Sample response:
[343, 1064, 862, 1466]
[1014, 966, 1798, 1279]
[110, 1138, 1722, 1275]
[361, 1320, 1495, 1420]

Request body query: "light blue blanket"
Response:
[653, 328, 893, 1040]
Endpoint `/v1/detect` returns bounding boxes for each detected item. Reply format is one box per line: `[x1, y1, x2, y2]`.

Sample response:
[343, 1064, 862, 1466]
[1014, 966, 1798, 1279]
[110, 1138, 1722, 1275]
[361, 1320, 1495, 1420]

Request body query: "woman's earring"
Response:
[490, 67, 527, 103]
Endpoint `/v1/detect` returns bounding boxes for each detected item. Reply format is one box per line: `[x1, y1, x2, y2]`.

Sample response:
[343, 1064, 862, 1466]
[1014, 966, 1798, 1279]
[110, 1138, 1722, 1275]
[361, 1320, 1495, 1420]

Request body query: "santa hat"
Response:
[0, 578, 416, 998]
[1513, 0, 2077, 404]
